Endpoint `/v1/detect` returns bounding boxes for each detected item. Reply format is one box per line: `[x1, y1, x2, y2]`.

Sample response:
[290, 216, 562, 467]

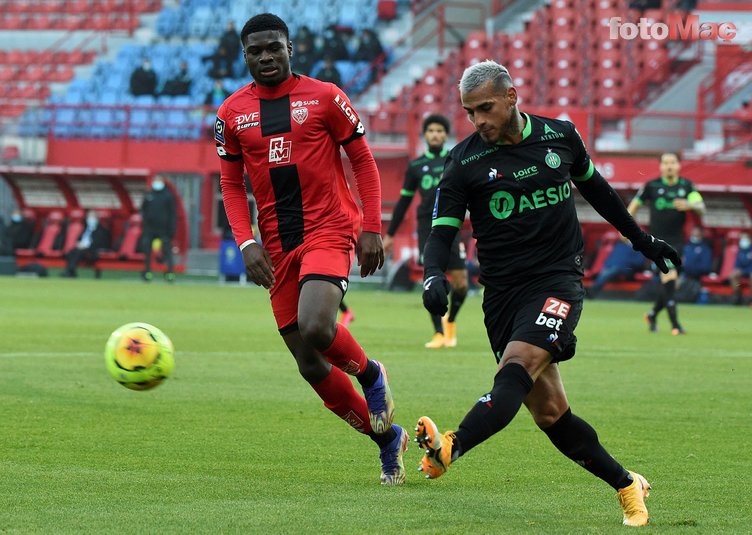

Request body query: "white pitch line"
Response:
[0, 351, 284, 358]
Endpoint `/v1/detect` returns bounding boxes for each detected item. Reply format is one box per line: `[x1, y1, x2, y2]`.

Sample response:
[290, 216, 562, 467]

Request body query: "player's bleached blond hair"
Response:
[459, 60, 513, 94]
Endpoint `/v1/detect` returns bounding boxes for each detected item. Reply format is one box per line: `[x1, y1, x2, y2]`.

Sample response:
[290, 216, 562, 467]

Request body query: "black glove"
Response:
[422, 274, 450, 316]
[631, 234, 681, 274]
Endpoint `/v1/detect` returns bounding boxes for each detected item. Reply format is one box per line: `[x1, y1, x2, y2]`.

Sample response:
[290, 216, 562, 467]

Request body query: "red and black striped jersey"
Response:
[215, 74, 378, 254]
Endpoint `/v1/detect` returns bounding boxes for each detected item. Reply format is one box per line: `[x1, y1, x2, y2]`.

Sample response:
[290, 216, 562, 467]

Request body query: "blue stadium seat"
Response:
[156, 8, 180, 38]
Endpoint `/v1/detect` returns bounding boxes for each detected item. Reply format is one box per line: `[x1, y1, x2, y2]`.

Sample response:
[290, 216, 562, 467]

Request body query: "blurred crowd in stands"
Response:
[126, 20, 385, 101]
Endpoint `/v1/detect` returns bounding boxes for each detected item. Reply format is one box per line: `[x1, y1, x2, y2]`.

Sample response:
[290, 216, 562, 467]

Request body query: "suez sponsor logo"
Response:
[534, 297, 572, 331]
[292, 100, 319, 107]
[609, 14, 737, 42]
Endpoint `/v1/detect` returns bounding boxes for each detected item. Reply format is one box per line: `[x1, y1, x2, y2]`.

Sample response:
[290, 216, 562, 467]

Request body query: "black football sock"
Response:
[453, 363, 533, 457]
[369, 427, 397, 448]
[543, 408, 632, 490]
[355, 359, 379, 389]
[431, 313, 443, 334]
[448, 288, 467, 322]
[664, 280, 680, 328]
[651, 288, 665, 316]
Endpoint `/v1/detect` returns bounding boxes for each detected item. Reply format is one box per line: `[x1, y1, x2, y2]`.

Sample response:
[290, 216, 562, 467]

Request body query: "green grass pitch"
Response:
[1, 276, 750, 533]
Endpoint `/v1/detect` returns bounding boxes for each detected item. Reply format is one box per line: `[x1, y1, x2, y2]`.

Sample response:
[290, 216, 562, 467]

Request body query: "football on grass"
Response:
[104, 322, 174, 390]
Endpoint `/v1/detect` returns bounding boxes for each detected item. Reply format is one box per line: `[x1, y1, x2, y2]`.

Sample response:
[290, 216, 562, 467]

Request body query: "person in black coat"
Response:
[292, 40, 318, 76]
[1, 208, 34, 254]
[129, 58, 158, 96]
[141, 176, 177, 281]
[316, 56, 342, 87]
[218, 20, 241, 63]
[161, 62, 192, 96]
[62, 210, 111, 277]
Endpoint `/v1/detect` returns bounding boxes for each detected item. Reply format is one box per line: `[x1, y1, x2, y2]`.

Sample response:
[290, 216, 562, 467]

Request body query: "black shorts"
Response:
[482, 279, 584, 364]
[418, 224, 466, 270]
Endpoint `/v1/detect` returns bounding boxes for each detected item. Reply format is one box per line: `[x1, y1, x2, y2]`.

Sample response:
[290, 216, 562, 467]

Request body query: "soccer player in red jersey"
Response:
[214, 13, 408, 485]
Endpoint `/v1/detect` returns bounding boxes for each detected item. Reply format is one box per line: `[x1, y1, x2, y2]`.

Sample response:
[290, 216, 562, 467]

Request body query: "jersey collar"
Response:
[660, 176, 680, 186]
[424, 148, 448, 160]
[251, 74, 300, 99]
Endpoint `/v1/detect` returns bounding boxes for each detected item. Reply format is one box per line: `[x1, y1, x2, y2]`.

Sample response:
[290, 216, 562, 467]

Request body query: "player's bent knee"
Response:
[298, 315, 336, 350]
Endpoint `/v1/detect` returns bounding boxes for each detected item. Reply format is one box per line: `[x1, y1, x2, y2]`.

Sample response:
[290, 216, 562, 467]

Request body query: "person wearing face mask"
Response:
[130, 58, 158, 97]
[141, 176, 176, 282]
[682, 226, 713, 281]
[730, 232, 752, 305]
[62, 210, 111, 278]
[2, 208, 34, 254]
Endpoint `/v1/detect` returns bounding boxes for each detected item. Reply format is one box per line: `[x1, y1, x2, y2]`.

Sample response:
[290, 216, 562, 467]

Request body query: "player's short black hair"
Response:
[422, 114, 450, 134]
[660, 151, 681, 162]
[240, 13, 289, 44]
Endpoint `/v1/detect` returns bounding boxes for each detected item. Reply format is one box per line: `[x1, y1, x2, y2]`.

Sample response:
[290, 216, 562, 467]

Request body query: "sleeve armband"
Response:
[571, 160, 595, 182]
[216, 145, 242, 161]
[339, 120, 366, 145]
[432, 216, 463, 229]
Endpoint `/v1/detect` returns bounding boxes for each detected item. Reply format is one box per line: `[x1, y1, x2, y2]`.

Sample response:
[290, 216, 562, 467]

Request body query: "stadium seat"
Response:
[584, 231, 619, 280]
[16, 210, 65, 258]
[63, 209, 86, 253]
[701, 231, 741, 285]
[99, 213, 144, 261]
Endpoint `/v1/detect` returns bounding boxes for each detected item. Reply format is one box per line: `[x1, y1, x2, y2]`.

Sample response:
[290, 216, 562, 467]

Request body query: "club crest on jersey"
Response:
[269, 136, 292, 164]
[291, 106, 308, 125]
[214, 117, 225, 144]
[545, 149, 561, 169]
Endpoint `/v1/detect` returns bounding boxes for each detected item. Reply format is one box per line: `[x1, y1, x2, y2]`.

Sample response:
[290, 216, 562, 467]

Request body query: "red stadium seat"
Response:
[702, 231, 741, 285]
[66, 0, 91, 14]
[377, 0, 397, 20]
[48, 66, 74, 83]
[63, 209, 86, 253]
[58, 16, 83, 31]
[16, 210, 65, 258]
[26, 14, 53, 30]
[99, 213, 144, 261]
[0, 66, 15, 82]
[464, 31, 488, 54]
[584, 231, 619, 280]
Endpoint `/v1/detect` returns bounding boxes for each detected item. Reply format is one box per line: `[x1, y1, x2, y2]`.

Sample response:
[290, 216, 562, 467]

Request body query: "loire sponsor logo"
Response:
[609, 14, 737, 42]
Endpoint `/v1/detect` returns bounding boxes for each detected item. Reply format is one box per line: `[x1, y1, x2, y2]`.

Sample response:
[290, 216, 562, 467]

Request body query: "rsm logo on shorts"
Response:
[535, 297, 571, 331]
[489, 183, 571, 220]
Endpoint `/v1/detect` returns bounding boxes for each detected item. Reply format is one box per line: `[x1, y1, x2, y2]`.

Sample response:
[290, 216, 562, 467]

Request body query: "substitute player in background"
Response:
[383, 115, 469, 349]
[628, 153, 705, 335]
[416, 61, 680, 526]
[215, 13, 408, 485]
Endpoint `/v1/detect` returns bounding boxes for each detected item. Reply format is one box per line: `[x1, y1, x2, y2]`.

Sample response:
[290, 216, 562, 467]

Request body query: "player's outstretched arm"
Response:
[356, 231, 384, 277]
[241, 242, 276, 289]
